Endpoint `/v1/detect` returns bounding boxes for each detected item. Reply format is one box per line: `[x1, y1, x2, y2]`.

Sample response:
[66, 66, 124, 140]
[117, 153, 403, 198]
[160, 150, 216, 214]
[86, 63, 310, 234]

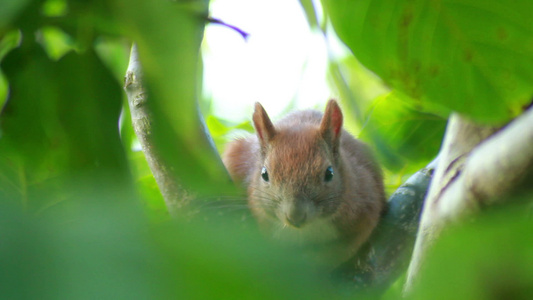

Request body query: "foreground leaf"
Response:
[323, 0, 533, 123]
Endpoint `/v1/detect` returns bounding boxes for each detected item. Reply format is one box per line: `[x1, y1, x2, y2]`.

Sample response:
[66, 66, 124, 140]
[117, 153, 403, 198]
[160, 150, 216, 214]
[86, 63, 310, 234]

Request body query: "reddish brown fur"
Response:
[222, 100, 386, 268]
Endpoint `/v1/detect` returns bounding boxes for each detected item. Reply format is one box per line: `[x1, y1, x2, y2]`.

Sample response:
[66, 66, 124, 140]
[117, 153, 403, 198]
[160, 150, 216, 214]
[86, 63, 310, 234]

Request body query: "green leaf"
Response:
[0, 0, 31, 29]
[94, 36, 131, 83]
[323, 0, 533, 123]
[42, 0, 68, 17]
[0, 44, 132, 212]
[360, 91, 446, 172]
[128, 150, 168, 223]
[38, 26, 74, 60]
[299, 0, 320, 29]
[412, 206, 533, 299]
[112, 0, 234, 196]
[0, 199, 335, 299]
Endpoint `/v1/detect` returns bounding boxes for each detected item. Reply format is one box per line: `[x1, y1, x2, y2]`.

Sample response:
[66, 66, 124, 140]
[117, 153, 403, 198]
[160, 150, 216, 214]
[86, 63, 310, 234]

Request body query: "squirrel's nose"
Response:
[285, 212, 307, 228]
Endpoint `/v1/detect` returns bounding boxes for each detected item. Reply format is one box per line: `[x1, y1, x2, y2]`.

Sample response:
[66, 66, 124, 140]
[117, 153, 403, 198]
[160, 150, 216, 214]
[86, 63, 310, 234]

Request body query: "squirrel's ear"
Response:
[253, 102, 276, 147]
[320, 99, 343, 152]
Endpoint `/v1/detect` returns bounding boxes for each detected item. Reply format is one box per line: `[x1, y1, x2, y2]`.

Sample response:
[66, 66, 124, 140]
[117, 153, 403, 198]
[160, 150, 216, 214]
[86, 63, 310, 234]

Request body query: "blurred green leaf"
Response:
[42, 0, 68, 17]
[129, 150, 169, 223]
[0, 30, 21, 60]
[112, 0, 234, 197]
[412, 205, 533, 299]
[206, 114, 232, 137]
[328, 56, 390, 133]
[0, 0, 31, 29]
[0, 71, 7, 109]
[0, 43, 131, 212]
[299, 0, 320, 29]
[94, 36, 130, 83]
[38, 26, 74, 60]
[0, 198, 339, 299]
[360, 91, 446, 172]
[206, 115, 254, 153]
[0, 31, 20, 107]
[323, 0, 533, 123]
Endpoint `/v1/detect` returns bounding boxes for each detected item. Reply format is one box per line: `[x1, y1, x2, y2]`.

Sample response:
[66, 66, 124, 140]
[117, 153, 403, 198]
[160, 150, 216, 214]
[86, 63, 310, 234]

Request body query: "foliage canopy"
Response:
[0, 0, 532, 299]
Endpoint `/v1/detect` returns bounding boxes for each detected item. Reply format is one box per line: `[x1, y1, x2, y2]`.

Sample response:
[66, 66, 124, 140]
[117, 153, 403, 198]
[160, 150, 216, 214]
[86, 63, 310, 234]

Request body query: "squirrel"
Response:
[223, 100, 386, 268]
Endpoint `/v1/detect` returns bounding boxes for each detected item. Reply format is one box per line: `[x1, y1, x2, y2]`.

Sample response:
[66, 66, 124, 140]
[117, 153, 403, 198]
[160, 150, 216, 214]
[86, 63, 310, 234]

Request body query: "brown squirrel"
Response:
[223, 100, 386, 267]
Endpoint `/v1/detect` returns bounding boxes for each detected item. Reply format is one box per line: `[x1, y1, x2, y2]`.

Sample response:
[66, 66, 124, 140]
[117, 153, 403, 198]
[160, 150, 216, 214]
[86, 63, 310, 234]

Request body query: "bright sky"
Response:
[202, 0, 332, 123]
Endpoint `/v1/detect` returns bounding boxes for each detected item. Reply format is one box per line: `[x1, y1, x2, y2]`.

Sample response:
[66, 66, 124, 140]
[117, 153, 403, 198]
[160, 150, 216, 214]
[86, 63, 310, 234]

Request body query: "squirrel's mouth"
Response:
[272, 217, 340, 247]
[284, 213, 307, 228]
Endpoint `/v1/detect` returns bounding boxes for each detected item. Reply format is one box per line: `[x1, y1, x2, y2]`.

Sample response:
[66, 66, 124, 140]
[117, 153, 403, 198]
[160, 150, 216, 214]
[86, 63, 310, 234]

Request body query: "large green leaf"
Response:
[323, 0, 533, 123]
[0, 199, 337, 299]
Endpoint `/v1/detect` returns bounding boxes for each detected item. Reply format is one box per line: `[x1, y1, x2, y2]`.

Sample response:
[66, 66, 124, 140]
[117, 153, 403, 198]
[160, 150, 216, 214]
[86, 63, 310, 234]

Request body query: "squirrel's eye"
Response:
[324, 166, 334, 182]
[261, 167, 269, 182]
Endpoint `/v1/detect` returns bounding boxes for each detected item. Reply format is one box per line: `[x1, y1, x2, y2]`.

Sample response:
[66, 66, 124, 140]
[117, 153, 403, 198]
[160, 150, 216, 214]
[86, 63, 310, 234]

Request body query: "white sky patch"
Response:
[202, 0, 332, 123]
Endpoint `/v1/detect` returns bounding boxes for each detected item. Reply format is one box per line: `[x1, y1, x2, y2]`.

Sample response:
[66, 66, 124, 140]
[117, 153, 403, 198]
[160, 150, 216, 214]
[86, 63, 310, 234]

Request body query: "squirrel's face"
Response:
[252, 128, 343, 228]
[250, 100, 344, 230]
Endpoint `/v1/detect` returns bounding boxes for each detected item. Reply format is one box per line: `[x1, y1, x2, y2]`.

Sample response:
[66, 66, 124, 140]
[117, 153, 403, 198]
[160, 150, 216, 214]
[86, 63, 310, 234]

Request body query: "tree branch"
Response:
[124, 44, 187, 216]
[333, 164, 434, 292]
[404, 107, 533, 293]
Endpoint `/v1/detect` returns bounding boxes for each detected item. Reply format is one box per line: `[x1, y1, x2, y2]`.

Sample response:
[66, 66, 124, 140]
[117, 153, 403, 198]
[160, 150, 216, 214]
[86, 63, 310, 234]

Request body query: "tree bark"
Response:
[404, 107, 533, 293]
[333, 163, 434, 292]
[124, 44, 188, 216]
